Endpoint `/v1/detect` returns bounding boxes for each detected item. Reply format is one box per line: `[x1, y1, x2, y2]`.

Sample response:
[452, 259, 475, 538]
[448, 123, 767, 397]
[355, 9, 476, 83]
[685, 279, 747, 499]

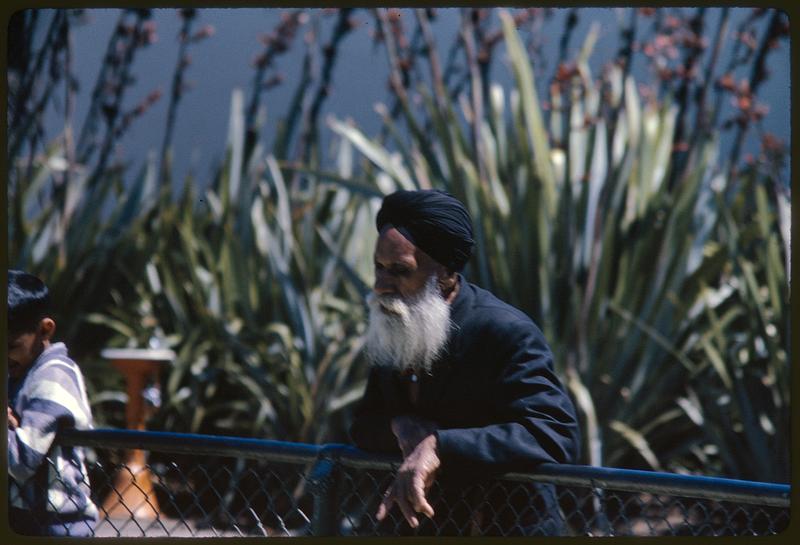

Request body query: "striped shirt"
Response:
[8, 342, 98, 522]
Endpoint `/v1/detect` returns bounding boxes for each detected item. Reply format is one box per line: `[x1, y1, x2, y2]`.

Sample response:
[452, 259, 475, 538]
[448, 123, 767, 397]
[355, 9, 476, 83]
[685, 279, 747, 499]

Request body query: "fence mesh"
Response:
[7, 431, 790, 537]
[335, 465, 790, 536]
[91, 449, 314, 537]
[10, 446, 314, 537]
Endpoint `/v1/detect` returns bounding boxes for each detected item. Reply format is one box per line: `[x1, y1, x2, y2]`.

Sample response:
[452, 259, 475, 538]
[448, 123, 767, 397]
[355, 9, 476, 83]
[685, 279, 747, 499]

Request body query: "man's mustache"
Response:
[372, 294, 410, 316]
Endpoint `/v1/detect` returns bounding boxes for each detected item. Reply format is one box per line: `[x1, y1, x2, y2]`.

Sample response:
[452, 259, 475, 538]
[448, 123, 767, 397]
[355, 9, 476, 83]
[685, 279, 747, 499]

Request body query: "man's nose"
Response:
[373, 270, 396, 296]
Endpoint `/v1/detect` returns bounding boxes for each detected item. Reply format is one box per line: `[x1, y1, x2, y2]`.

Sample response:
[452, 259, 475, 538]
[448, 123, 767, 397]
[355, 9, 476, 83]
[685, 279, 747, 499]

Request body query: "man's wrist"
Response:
[431, 428, 446, 457]
[428, 430, 439, 455]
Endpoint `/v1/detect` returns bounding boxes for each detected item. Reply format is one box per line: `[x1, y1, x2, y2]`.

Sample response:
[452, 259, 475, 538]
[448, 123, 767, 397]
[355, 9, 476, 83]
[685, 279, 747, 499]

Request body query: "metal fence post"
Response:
[307, 449, 342, 536]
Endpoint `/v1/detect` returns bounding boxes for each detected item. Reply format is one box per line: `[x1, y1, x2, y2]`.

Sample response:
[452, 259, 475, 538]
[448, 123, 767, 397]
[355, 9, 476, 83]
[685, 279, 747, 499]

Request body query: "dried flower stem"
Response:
[288, 15, 319, 185]
[616, 8, 637, 82]
[296, 8, 356, 166]
[375, 9, 412, 109]
[159, 10, 198, 188]
[726, 9, 786, 181]
[459, 10, 488, 188]
[75, 10, 129, 166]
[605, 8, 638, 156]
[697, 7, 730, 136]
[379, 18, 425, 143]
[374, 8, 455, 191]
[8, 11, 67, 164]
[415, 9, 447, 113]
[555, 9, 579, 83]
[274, 44, 312, 161]
[668, 8, 706, 190]
[88, 11, 150, 189]
[244, 9, 306, 162]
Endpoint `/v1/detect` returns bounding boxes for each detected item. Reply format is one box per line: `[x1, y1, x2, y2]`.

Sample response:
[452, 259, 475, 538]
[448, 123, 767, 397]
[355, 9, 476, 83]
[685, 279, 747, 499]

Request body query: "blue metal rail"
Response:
[52, 428, 790, 537]
[58, 428, 790, 507]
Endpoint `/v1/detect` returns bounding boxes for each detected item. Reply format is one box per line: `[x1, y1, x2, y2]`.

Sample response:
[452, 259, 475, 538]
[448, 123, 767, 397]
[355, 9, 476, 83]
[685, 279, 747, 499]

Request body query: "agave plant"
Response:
[9, 137, 164, 398]
[8, 9, 374, 445]
[8, 8, 177, 407]
[77, 89, 375, 444]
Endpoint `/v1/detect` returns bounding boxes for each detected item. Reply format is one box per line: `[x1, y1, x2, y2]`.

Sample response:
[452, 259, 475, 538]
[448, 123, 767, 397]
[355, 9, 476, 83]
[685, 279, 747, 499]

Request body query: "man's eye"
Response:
[375, 262, 410, 276]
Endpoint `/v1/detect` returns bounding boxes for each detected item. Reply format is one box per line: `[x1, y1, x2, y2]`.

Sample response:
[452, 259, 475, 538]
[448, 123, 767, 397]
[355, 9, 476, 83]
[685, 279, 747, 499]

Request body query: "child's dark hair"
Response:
[8, 270, 52, 336]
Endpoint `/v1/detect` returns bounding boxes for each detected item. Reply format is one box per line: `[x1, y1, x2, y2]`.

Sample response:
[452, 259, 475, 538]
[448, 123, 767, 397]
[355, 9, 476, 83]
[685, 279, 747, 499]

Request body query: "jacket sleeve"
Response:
[8, 369, 79, 484]
[349, 366, 402, 454]
[435, 320, 580, 472]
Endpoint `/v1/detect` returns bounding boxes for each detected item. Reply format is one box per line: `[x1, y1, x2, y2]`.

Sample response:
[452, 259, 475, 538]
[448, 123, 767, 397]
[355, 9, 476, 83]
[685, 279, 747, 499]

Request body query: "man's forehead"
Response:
[376, 227, 416, 254]
[375, 227, 446, 275]
[374, 249, 417, 272]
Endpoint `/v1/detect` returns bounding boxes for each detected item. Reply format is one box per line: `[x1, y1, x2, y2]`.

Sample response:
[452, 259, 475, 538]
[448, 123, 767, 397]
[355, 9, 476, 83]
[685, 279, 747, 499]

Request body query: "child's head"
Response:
[8, 270, 56, 379]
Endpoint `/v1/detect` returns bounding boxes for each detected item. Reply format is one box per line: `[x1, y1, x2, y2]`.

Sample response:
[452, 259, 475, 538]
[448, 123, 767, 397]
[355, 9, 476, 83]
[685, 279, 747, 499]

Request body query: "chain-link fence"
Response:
[327, 447, 790, 537]
[8, 429, 790, 537]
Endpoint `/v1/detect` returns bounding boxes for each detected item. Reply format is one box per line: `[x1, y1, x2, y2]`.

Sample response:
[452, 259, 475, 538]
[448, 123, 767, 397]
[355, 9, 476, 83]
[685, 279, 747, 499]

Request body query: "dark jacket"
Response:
[349, 276, 580, 535]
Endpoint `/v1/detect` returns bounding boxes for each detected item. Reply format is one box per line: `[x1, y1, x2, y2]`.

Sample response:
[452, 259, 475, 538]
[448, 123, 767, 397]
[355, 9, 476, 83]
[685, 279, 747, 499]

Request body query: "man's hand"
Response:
[8, 407, 19, 430]
[376, 434, 441, 528]
[390, 415, 437, 458]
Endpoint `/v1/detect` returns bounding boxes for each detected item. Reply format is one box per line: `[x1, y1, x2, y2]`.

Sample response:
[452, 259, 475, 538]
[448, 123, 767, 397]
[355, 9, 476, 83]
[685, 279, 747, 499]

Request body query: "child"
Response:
[7, 270, 98, 536]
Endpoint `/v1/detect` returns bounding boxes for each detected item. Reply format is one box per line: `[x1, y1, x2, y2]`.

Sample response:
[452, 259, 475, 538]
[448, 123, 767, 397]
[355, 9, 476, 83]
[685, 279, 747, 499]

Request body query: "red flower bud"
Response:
[761, 133, 784, 153]
[259, 32, 276, 47]
[192, 25, 215, 42]
[717, 73, 735, 91]
[736, 95, 752, 111]
[665, 15, 681, 29]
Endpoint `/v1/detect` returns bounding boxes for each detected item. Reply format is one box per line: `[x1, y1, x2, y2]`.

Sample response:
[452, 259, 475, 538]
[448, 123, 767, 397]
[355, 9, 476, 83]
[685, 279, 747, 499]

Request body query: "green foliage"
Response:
[11, 103, 373, 443]
[113, 100, 374, 443]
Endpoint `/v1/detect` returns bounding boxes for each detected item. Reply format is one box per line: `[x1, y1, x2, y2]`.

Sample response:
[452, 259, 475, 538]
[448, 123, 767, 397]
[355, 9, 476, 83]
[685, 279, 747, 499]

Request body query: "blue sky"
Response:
[39, 8, 790, 187]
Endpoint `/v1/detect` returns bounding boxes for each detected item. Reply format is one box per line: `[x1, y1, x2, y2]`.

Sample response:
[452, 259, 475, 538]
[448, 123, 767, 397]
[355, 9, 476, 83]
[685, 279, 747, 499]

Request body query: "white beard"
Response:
[364, 276, 452, 373]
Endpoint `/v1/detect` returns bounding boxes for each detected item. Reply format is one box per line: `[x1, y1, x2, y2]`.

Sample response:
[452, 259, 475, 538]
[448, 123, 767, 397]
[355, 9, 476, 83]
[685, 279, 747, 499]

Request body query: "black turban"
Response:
[376, 189, 475, 271]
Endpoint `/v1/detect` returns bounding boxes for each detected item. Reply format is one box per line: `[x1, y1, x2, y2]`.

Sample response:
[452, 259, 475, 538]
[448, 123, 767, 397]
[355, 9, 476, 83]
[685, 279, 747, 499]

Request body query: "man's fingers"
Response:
[395, 496, 419, 528]
[380, 458, 438, 529]
[376, 502, 387, 522]
[411, 474, 435, 518]
[397, 471, 431, 527]
[376, 486, 394, 521]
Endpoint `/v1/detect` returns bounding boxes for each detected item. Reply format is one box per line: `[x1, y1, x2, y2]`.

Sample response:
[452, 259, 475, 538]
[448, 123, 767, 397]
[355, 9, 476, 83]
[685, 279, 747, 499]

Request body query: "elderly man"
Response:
[350, 189, 580, 536]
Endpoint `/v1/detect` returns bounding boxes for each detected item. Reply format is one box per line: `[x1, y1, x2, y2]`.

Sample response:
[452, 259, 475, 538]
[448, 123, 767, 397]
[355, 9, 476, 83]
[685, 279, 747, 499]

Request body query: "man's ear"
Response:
[39, 317, 56, 341]
[438, 268, 458, 292]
